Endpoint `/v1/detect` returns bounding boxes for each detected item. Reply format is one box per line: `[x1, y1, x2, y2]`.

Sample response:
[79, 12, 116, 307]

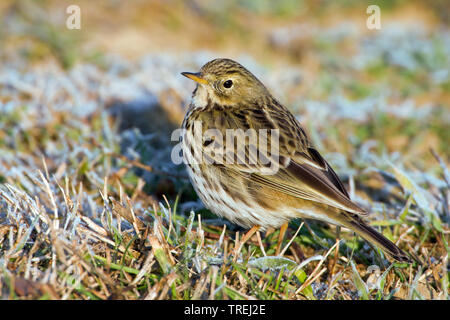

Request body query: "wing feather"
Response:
[197, 102, 367, 216]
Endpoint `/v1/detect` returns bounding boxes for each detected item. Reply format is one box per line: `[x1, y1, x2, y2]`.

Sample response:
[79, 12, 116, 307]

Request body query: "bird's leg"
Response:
[233, 225, 260, 262]
[336, 226, 341, 240]
[276, 222, 289, 256]
[241, 225, 260, 245]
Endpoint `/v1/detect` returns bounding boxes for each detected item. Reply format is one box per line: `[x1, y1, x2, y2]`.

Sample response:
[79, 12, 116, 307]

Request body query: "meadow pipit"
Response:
[180, 58, 411, 263]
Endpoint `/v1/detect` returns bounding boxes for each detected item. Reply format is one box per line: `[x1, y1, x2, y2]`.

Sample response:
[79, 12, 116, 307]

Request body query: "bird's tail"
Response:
[338, 213, 412, 263]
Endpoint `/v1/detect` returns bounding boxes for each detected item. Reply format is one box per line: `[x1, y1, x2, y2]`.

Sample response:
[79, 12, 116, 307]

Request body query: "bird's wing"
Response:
[198, 103, 367, 216]
[247, 154, 367, 215]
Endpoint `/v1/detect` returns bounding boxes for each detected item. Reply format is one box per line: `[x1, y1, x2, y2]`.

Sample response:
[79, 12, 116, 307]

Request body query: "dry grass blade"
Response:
[0, 2, 448, 300]
[294, 241, 340, 296]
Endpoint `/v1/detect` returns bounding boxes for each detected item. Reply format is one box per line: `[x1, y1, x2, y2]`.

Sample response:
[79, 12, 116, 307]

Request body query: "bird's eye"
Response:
[223, 80, 233, 89]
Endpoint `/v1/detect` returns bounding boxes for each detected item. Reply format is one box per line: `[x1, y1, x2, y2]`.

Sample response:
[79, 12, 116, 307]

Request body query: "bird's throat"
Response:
[191, 85, 209, 109]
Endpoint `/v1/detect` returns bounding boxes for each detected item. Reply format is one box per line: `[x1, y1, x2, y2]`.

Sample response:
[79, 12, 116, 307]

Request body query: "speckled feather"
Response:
[181, 58, 411, 262]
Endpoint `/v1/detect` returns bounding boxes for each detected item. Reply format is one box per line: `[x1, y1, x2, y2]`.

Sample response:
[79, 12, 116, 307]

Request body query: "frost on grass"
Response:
[0, 14, 449, 300]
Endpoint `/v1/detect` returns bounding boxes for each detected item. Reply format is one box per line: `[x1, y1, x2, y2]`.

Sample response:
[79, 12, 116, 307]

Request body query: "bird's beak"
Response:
[181, 72, 208, 85]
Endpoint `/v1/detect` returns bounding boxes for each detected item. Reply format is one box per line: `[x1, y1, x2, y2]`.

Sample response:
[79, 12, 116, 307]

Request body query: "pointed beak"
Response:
[181, 72, 208, 85]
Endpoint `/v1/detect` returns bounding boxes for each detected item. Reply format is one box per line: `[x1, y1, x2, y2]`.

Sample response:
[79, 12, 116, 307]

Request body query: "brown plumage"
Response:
[181, 58, 411, 263]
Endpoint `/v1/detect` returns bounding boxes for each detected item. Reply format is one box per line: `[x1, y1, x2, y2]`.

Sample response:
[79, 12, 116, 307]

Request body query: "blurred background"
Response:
[0, 0, 449, 300]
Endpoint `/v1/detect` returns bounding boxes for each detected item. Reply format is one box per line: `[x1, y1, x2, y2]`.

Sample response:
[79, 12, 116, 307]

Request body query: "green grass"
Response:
[0, 0, 449, 300]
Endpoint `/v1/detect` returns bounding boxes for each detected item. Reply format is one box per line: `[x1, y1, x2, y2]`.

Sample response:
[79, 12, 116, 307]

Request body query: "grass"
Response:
[0, 166, 447, 299]
[0, 0, 449, 300]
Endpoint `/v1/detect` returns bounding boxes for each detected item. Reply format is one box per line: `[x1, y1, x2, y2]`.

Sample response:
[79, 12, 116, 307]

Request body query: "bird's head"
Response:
[182, 58, 269, 108]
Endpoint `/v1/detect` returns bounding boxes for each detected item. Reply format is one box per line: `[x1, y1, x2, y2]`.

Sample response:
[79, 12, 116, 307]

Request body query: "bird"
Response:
[180, 58, 411, 263]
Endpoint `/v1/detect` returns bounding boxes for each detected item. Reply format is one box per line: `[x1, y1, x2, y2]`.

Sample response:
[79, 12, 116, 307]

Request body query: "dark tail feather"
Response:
[340, 214, 412, 263]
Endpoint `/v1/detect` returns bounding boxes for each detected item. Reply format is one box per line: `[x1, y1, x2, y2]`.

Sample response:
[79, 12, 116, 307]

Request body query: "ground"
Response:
[0, 0, 448, 300]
